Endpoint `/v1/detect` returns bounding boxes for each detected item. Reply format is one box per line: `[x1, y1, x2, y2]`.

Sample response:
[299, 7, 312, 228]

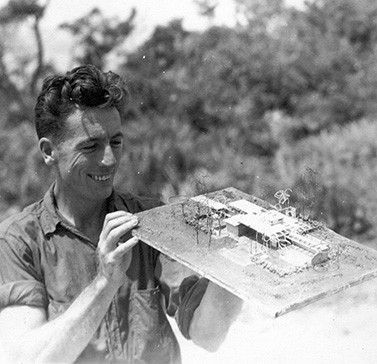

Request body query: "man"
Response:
[0, 65, 242, 363]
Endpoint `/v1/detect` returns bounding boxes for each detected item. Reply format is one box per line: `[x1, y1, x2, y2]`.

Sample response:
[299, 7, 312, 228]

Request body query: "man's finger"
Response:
[102, 211, 134, 232]
[115, 237, 139, 256]
[100, 219, 138, 252]
[103, 210, 133, 224]
[101, 215, 138, 242]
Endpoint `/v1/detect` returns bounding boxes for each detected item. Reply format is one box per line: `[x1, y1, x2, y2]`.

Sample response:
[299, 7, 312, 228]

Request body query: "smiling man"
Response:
[0, 65, 242, 363]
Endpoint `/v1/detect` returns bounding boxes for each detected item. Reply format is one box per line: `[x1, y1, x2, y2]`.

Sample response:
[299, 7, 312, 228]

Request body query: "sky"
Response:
[1, 0, 305, 70]
[41, 0, 237, 69]
[43, 0, 237, 29]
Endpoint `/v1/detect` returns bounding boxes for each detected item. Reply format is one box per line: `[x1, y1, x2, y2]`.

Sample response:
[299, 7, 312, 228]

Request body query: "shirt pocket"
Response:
[127, 286, 180, 364]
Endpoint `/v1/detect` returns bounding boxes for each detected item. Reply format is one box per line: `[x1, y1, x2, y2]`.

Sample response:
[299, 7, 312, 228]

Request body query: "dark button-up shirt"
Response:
[0, 184, 208, 363]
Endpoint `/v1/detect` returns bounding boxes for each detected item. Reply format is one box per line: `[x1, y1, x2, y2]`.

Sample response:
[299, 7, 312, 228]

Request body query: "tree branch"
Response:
[30, 0, 50, 95]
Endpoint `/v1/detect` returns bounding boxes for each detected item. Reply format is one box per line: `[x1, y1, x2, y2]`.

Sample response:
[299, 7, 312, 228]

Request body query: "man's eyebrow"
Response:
[77, 132, 124, 146]
[111, 132, 124, 139]
[76, 136, 102, 146]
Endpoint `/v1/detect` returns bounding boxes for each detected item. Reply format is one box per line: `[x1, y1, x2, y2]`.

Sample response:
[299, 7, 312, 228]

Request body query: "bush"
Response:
[273, 117, 377, 239]
[0, 123, 53, 220]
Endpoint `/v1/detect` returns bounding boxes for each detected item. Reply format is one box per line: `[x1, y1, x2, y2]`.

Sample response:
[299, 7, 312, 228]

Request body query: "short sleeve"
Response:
[155, 254, 209, 339]
[175, 276, 209, 339]
[0, 235, 48, 309]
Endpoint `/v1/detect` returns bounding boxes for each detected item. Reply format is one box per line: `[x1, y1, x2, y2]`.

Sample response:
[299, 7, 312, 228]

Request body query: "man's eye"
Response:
[111, 140, 123, 148]
[82, 144, 96, 151]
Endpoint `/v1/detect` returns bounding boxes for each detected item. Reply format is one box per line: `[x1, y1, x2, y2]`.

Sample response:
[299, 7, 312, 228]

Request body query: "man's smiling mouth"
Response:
[88, 174, 112, 181]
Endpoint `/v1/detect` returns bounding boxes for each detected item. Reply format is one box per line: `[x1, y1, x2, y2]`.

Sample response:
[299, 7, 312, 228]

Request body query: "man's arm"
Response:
[0, 275, 120, 363]
[158, 255, 243, 352]
[189, 282, 243, 352]
[0, 211, 138, 363]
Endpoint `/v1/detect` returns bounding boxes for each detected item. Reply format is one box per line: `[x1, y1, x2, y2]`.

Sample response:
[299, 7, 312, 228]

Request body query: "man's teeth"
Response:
[90, 174, 111, 181]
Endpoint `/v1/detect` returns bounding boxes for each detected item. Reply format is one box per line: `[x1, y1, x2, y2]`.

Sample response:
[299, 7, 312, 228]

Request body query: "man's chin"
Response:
[87, 183, 114, 201]
[98, 185, 114, 198]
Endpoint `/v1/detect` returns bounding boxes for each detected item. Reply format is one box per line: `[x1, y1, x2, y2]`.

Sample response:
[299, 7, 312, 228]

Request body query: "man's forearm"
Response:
[12, 274, 119, 363]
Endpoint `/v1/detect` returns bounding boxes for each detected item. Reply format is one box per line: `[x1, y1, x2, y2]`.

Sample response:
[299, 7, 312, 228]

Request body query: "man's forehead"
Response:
[65, 107, 121, 139]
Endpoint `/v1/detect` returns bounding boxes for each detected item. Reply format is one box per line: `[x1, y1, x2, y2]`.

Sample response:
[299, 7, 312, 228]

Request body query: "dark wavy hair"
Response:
[34, 64, 129, 142]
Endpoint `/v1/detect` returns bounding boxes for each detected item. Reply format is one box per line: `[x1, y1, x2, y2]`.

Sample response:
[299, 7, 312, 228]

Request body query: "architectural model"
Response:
[188, 195, 330, 276]
[133, 187, 377, 317]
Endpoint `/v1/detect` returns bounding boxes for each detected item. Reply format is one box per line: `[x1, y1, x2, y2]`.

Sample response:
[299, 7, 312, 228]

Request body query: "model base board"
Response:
[132, 187, 377, 317]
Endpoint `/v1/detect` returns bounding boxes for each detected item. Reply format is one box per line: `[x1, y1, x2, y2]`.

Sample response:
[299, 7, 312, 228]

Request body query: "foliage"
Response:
[194, 0, 219, 20]
[0, 0, 53, 125]
[60, 7, 136, 69]
[279, 0, 377, 134]
[273, 116, 377, 238]
[0, 123, 53, 218]
[0, 0, 46, 23]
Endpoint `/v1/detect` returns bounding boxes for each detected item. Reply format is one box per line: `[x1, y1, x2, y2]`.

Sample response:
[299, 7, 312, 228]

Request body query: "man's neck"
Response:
[53, 184, 108, 240]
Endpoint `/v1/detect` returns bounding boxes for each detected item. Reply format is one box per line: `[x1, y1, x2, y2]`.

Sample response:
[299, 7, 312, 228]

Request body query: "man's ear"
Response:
[39, 137, 58, 166]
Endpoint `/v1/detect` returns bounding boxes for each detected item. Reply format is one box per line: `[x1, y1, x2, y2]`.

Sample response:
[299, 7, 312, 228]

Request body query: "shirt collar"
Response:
[39, 183, 124, 235]
[107, 189, 130, 213]
[39, 183, 61, 235]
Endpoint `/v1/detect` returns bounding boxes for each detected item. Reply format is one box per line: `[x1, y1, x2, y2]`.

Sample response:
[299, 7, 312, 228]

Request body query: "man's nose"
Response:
[101, 145, 117, 166]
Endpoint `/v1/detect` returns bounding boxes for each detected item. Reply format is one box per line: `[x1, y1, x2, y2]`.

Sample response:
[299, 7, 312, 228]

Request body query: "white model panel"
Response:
[190, 195, 229, 211]
[229, 200, 265, 215]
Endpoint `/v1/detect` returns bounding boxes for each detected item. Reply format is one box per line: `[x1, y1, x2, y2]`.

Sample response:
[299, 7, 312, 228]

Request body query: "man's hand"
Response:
[97, 211, 139, 287]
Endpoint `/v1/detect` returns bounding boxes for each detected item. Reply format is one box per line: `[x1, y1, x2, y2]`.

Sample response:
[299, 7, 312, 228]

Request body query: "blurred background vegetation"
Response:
[0, 0, 376, 245]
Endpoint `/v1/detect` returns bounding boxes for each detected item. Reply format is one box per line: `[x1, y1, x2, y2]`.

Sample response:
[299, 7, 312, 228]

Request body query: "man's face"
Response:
[54, 106, 123, 203]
